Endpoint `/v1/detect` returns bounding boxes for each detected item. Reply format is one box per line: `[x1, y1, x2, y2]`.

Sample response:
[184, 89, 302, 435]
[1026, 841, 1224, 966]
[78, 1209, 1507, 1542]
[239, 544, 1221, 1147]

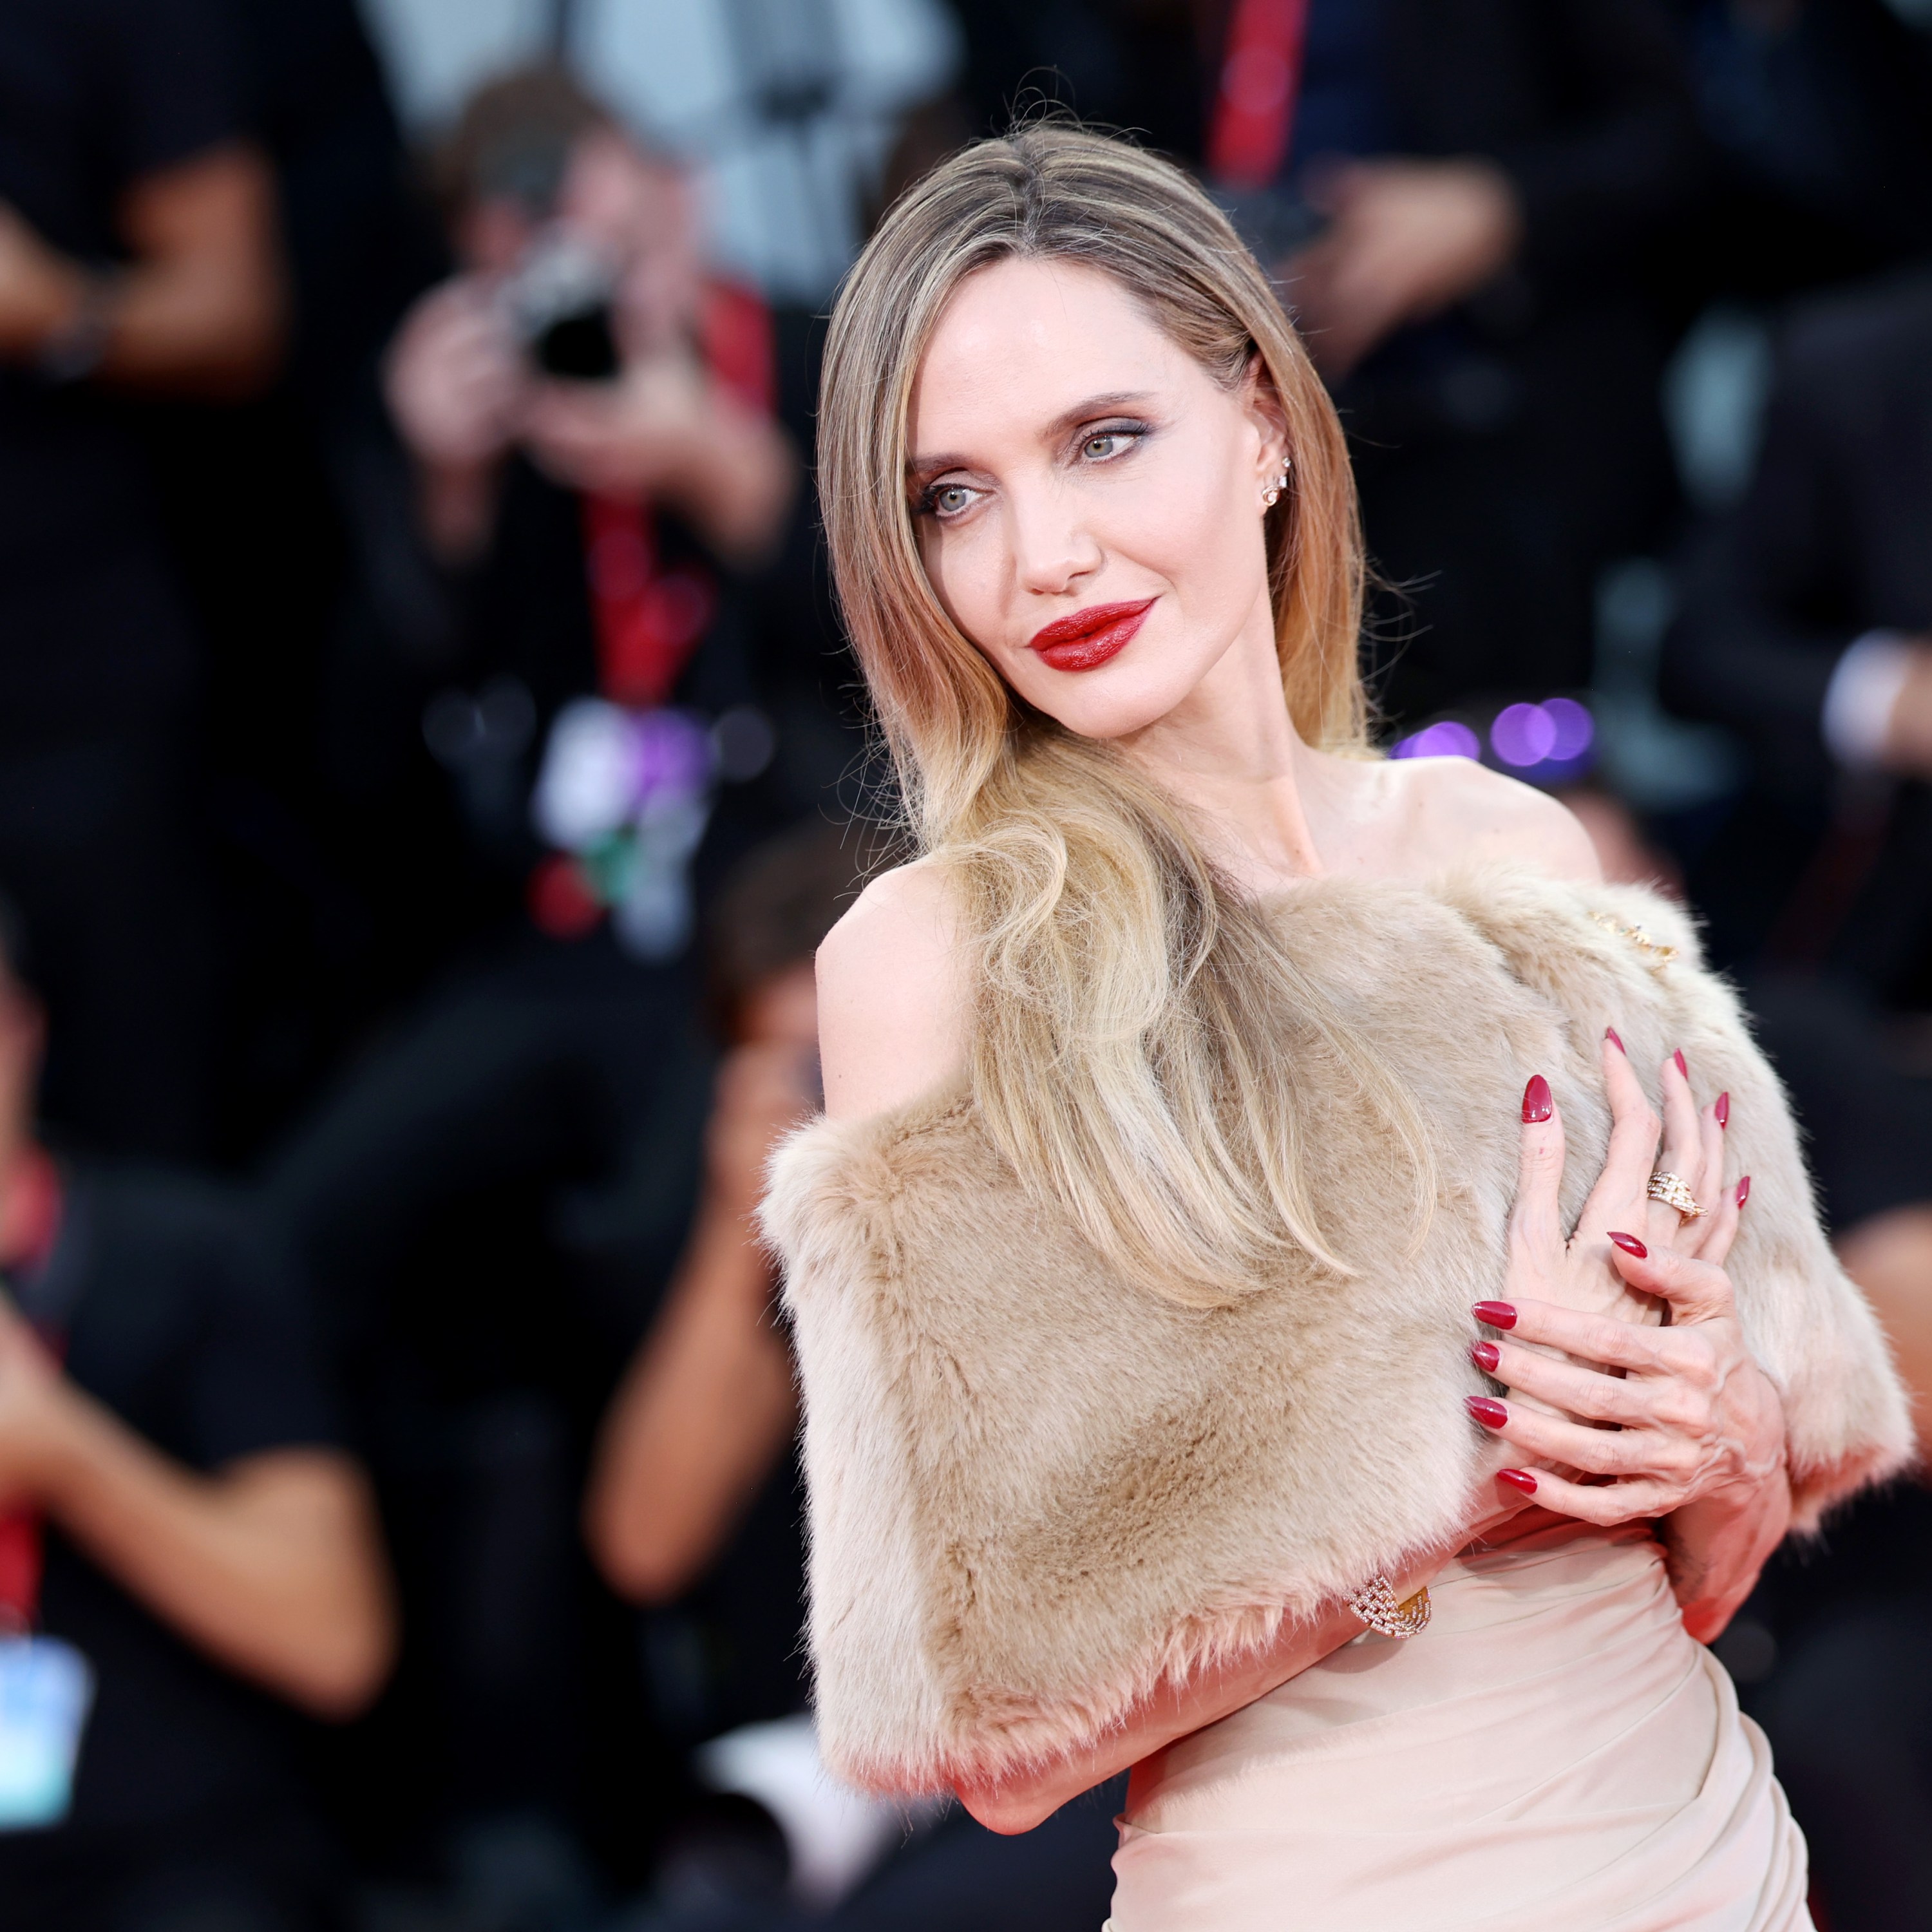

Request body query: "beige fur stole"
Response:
[761, 869, 1911, 1795]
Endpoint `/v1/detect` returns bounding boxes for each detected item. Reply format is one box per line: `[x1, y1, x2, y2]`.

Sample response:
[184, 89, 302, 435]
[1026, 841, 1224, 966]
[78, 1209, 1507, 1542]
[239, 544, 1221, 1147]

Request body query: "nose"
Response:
[1008, 481, 1102, 599]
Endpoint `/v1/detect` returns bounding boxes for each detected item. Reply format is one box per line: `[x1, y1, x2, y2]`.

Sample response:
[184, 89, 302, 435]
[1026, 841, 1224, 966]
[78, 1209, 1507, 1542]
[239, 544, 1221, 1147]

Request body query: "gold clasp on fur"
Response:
[1590, 911, 1677, 971]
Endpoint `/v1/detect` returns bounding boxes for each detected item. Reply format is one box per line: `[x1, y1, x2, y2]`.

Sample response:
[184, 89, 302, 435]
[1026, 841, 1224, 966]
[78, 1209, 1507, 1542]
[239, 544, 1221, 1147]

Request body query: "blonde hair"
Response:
[820, 124, 1432, 1305]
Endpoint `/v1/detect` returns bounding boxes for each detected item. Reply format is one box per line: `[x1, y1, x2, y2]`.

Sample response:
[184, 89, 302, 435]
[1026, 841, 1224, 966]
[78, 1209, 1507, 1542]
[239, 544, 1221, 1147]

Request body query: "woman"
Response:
[762, 126, 1910, 1929]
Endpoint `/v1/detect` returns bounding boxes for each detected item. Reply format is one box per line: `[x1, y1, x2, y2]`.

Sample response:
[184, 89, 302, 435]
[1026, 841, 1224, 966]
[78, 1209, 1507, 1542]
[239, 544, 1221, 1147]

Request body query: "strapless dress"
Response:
[1106, 1519, 1810, 1931]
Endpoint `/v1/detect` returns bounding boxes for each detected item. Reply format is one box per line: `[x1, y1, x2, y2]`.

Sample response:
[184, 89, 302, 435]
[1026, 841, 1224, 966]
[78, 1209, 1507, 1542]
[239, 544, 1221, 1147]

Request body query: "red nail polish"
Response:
[1715, 1091, 1730, 1129]
[1472, 1300, 1517, 1330]
[1466, 1395, 1508, 1429]
[1604, 1027, 1625, 1054]
[1470, 1340, 1500, 1373]
[1497, 1468, 1539, 1495]
[1522, 1074, 1552, 1123]
[1736, 1175, 1751, 1208]
[1608, 1230, 1647, 1258]
[1673, 1048, 1688, 1077]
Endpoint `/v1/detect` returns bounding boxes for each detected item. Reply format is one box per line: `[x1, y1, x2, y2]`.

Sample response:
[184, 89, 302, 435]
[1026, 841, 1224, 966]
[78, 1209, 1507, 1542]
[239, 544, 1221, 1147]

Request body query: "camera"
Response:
[502, 229, 621, 381]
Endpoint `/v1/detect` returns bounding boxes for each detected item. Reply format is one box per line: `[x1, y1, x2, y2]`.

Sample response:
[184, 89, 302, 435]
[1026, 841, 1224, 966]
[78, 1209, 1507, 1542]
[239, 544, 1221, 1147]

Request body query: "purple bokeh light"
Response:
[1490, 703, 1558, 768]
[1391, 719, 1482, 761]
[1542, 696, 1595, 761]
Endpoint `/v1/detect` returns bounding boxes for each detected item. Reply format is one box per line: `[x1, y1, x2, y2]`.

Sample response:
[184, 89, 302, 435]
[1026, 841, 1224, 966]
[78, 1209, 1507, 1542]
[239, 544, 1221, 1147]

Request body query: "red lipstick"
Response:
[1027, 598, 1157, 672]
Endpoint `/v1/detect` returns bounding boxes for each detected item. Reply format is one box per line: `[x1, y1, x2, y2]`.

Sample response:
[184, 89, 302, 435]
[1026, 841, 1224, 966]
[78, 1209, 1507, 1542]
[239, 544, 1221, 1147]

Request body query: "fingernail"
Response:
[1673, 1048, 1688, 1077]
[1714, 1091, 1730, 1129]
[1466, 1396, 1508, 1429]
[1604, 1027, 1625, 1054]
[1522, 1074, 1552, 1123]
[1472, 1300, 1517, 1330]
[1497, 1468, 1539, 1495]
[1608, 1230, 1647, 1258]
[1736, 1175, 1751, 1209]
[1470, 1340, 1500, 1373]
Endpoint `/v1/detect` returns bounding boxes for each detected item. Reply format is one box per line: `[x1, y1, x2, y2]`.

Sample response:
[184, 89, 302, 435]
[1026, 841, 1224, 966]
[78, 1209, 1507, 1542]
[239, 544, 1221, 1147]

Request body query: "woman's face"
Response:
[906, 257, 1286, 740]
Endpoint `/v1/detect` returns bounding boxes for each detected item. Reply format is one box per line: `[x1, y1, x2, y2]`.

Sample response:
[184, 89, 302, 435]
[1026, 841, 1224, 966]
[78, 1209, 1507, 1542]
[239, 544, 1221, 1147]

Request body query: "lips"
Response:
[1027, 598, 1157, 672]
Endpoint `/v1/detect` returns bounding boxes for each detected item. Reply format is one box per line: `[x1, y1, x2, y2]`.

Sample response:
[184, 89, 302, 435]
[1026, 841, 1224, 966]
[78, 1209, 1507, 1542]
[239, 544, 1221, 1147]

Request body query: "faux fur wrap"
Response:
[762, 869, 1911, 1795]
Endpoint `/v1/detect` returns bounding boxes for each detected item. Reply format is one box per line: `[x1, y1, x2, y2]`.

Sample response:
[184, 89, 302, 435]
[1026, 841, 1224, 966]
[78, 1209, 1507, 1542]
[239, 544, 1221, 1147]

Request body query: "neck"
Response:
[1117, 598, 1326, 889]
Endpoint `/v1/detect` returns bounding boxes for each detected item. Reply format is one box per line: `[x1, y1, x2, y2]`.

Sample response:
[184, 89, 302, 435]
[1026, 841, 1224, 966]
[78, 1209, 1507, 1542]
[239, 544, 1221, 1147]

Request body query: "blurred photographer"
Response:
[382, 66, 800, 960]
[385, 67, 793, 573]
[0, 903, 393, 1932]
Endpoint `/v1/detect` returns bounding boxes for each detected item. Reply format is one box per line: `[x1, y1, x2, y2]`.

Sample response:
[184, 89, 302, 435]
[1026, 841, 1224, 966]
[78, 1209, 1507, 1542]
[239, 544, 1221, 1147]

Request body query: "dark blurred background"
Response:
[0, 2, 1930, 1928]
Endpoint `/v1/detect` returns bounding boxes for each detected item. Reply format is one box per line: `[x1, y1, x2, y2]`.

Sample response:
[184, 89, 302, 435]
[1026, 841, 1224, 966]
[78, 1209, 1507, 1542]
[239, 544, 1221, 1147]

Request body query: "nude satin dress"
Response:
[1106, 1518, 1812, 1931]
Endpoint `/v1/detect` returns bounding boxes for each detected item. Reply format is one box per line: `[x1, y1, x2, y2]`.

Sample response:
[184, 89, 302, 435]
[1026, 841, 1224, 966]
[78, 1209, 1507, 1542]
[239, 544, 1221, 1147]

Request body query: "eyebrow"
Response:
[905, 390, 1157, 482]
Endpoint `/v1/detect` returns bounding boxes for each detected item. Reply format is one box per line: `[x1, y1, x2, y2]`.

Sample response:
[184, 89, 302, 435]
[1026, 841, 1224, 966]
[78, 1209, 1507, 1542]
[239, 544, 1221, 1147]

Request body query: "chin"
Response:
[1010, 658, 1218, 743]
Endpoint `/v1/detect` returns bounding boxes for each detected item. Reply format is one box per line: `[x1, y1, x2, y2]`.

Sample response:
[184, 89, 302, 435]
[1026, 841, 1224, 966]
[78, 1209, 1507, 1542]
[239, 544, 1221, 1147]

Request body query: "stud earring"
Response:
[1262, 460, 1291, 509]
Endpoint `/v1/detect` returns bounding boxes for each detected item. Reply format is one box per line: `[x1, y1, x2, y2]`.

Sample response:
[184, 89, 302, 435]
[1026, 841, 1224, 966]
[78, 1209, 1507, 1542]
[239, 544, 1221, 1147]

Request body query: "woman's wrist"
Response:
[1662, 1445, 1791, 1640]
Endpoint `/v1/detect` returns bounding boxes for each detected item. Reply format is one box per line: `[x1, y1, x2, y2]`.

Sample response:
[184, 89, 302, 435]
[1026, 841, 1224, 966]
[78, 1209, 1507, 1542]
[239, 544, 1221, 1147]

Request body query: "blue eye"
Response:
[1078, 422, 1149, 463]
[914, 480, 976, 520]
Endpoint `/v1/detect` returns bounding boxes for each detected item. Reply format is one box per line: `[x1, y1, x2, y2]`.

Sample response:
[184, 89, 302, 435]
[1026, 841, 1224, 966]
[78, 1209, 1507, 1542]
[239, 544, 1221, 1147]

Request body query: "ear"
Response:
[1238, 354, 1291, 495]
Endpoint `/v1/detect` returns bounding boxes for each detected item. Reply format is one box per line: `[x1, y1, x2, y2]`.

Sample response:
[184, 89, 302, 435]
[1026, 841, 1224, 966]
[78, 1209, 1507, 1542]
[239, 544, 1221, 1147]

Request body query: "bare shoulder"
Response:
[1388, 756, 1602, 882]
[815, 858, 972, 1121]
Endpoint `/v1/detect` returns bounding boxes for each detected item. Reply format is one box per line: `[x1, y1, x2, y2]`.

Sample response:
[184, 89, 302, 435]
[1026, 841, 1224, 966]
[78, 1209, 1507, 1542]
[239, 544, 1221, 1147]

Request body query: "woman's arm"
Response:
[0, 1302, 393, 1717]
[958, 1545, 1462, 1834]
[816, 862, 971, 1121]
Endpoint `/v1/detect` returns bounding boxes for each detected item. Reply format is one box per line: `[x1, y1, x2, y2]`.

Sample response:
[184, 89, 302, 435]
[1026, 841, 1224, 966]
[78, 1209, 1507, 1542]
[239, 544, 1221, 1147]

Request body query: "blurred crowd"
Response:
[1, 1, 1931, 1928]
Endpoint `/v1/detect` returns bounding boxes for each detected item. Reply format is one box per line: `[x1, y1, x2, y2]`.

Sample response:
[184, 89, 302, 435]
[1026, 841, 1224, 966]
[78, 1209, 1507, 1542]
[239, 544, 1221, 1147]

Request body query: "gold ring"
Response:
[1647, 1170, 1707, 1219]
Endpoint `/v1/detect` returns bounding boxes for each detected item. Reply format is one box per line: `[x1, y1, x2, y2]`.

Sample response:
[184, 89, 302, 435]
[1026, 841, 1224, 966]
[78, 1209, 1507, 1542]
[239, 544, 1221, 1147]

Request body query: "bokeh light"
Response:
[1391, 719, 1482, 761]
[1542, 697, 1595, 761]
[1490, 703, 1558, 767]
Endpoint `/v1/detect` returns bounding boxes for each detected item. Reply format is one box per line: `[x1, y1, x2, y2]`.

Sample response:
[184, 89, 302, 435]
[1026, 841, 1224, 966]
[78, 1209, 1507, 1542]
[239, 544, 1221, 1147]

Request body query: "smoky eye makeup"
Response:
[912, 477, 977, 520]
[1071, 418, 1153, 465]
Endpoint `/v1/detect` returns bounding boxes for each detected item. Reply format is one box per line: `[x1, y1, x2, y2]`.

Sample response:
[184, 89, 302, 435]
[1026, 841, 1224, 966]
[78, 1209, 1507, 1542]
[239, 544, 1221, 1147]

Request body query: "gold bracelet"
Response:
[1348, 1575, 1432, 1639]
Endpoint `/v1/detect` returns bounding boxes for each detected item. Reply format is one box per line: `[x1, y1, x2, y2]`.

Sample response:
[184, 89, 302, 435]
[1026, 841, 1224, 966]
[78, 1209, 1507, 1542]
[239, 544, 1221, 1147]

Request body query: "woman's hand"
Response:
[1468, 1034, 1791, 1638]
[1497, 1031, 1734, 1332]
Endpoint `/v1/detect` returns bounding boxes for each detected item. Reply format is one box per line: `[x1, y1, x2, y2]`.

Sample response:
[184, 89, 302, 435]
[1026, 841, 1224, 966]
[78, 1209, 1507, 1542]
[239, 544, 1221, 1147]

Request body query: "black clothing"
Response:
[1665, 269, 1932, 1001]
[1671, 0, 1932, 305]
[134, 0, 455, 1163]
[829, 1784, 1122, 1932]
[1731, 1479, 1932, 1932]
[0, 0, 247, 1158]
[1329, 0, 1704, 719]
[0, 0, 242, 588]
[0, 1166, 344, 1932]
[269, 943, 724, 1879]
[1746, 975, 1932, 1233]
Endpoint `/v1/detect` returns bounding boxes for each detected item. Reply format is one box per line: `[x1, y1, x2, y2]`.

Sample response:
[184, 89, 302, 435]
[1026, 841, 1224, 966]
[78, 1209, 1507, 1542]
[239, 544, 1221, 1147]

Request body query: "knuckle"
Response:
[1580, 1315, 1625, 1358]
[1608, 1386, 1654, 1428]
[1681, 1351, 1721, 1394]
[1653, 1390, 1705, 1432]
[1578, 1485, 1630, 1524]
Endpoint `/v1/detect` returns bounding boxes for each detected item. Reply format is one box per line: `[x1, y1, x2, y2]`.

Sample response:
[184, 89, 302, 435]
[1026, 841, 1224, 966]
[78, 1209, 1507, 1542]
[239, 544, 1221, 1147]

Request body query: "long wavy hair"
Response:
[819, 124, 1434, 1306]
